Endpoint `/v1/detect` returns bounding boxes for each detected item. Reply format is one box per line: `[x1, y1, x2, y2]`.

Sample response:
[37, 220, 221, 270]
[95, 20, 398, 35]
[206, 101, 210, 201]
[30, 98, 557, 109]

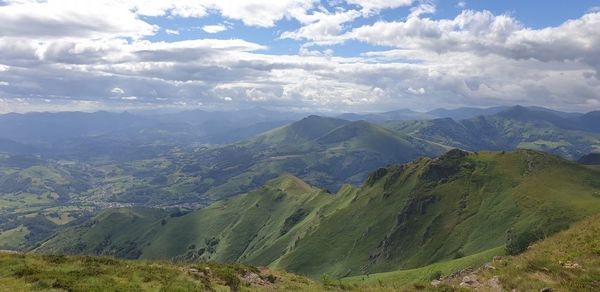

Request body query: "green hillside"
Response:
[38, 149, 600, 280]
[434, 213, 600, 291]
[201, 116, 446, 198]
[5, 211, 600, 291]
[273, 149, 600, 277]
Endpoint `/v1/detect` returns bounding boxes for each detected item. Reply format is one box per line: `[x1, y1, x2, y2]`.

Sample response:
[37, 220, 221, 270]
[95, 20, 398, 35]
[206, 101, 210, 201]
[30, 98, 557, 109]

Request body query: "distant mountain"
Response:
[39, 150, 600, 279]
[578, 153, 600, 165]
[0, 109, 301, 152]
[579, 111, 600, 133]
[384, 106, 600, 159]
[427, 106, 510, 120]
[339, 105, 586, 123]
[194, 116, 446, 198]
[337, 109, 434, 122]
[0, 111, 146, 144]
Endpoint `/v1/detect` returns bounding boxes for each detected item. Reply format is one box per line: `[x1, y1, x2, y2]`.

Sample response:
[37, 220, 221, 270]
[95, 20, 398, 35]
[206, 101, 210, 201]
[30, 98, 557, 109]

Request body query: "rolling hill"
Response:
[189, 115, 447, 198]
[37, 149, 600, 280]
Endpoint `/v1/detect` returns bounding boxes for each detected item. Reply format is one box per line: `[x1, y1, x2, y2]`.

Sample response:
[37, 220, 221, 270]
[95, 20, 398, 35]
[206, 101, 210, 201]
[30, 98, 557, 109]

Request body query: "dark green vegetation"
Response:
[385, 106, 600, 159]
[578, 153, 600, 165]
[0, 252, 322, 291]
[37, 150, 600, 281]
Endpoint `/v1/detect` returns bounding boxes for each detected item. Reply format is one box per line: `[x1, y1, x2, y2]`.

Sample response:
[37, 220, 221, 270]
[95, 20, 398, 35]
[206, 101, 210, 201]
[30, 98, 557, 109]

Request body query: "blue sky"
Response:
[0, 0, 599, 113]
[144, 0, 599, 56]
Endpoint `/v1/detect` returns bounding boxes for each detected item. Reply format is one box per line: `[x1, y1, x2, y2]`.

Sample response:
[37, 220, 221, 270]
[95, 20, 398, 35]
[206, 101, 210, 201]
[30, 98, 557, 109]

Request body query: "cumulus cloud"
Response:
[202, 24, 229, 34]
[345, 10, 600, 69]
[281, 9, 362, 45]
[346, 0, 414, 15]
[0, 1, 598, 113]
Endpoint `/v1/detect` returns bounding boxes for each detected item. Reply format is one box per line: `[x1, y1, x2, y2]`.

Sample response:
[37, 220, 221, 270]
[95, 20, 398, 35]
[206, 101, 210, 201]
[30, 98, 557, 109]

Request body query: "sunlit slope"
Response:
[273, 149, 600, 277]
[39, 150, 600, 280]
[204, 116, 446, 197]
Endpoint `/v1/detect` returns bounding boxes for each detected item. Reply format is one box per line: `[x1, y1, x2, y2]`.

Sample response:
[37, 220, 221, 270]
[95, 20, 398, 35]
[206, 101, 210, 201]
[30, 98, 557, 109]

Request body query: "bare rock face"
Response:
[487, 276, 503, 291]
[460, 274, 481, 288]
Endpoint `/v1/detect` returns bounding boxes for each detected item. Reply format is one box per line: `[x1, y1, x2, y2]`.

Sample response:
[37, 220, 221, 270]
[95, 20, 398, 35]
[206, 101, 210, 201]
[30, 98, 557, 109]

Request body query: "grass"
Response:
[0, 226, 30, 250]
[342, 246, 504, 287]
[0, 252, 323, 291]
[439, 213, 600, 291]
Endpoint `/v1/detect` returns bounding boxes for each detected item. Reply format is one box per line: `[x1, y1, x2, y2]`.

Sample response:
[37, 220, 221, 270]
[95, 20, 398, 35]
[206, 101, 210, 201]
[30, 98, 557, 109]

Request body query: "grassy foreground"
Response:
[0, 252, 323, 291]
[450, 213, 600, 291]
[1, 213, 599, 291]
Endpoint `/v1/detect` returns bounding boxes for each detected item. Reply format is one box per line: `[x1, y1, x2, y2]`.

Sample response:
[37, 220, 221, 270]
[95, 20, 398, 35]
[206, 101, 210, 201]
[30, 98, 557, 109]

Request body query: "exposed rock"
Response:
[559, 260, 582, 269]
[460, 274, 481, 288]
[430, 279, 441, 286]
[483, 262, 496, 270]
[487, 276, 502, 291]
[243, 272, 267, 286]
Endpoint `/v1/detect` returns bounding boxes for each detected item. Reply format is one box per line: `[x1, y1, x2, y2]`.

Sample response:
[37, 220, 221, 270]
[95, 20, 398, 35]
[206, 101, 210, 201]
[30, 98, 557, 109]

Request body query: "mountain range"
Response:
[1, 105, 599, 290]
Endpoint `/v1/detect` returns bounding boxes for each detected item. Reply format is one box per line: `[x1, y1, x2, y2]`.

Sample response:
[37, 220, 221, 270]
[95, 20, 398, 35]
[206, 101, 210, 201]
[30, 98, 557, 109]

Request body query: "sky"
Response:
[0, 0, 599, 113]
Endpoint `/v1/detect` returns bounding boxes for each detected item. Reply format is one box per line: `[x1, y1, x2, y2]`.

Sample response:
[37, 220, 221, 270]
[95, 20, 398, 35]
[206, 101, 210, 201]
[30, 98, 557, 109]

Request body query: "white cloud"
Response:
[408, 2, 435, 19]
[281, 9, 361, 44]
[111, 87, 125, 94]
[165, 29, 180, 35]
[407, 87, 425, 95]
[344, 10, 600, 70]
[457, 1, 466, 9]
[0, 1, 598, 113]
[202, 24, 228, 34]
[0, 0, 157, 39]
[346, 0, 414, 15]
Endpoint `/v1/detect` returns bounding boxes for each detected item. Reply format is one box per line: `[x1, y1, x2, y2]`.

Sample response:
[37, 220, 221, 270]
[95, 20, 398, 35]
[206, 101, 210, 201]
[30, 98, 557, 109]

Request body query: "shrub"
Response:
[429, 270, 442, 281]
[506, 229, 544, 255]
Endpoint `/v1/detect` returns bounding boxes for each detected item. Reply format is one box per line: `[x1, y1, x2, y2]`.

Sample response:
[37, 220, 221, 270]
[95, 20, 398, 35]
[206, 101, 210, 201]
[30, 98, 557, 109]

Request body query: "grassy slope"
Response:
[272, 150, 600, 278]
[204, 117, 446, 198]
[0, 252, 322, 291]
[342, 246, 504, 286]
[435, 213, 600, 291]
[141, 173, 337, 265]
[36, 207, 168, 259]
[37, 150, 600, 281]
[4, 213, 599, 291]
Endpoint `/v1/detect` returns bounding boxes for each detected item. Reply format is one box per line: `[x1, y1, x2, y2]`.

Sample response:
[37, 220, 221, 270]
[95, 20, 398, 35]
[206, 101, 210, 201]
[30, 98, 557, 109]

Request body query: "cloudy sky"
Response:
[0, 0, 599, 113]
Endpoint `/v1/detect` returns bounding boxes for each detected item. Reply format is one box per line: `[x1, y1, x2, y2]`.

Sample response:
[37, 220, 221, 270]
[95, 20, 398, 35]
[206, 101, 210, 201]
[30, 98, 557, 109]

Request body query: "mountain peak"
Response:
[266, 173, 316, 194]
